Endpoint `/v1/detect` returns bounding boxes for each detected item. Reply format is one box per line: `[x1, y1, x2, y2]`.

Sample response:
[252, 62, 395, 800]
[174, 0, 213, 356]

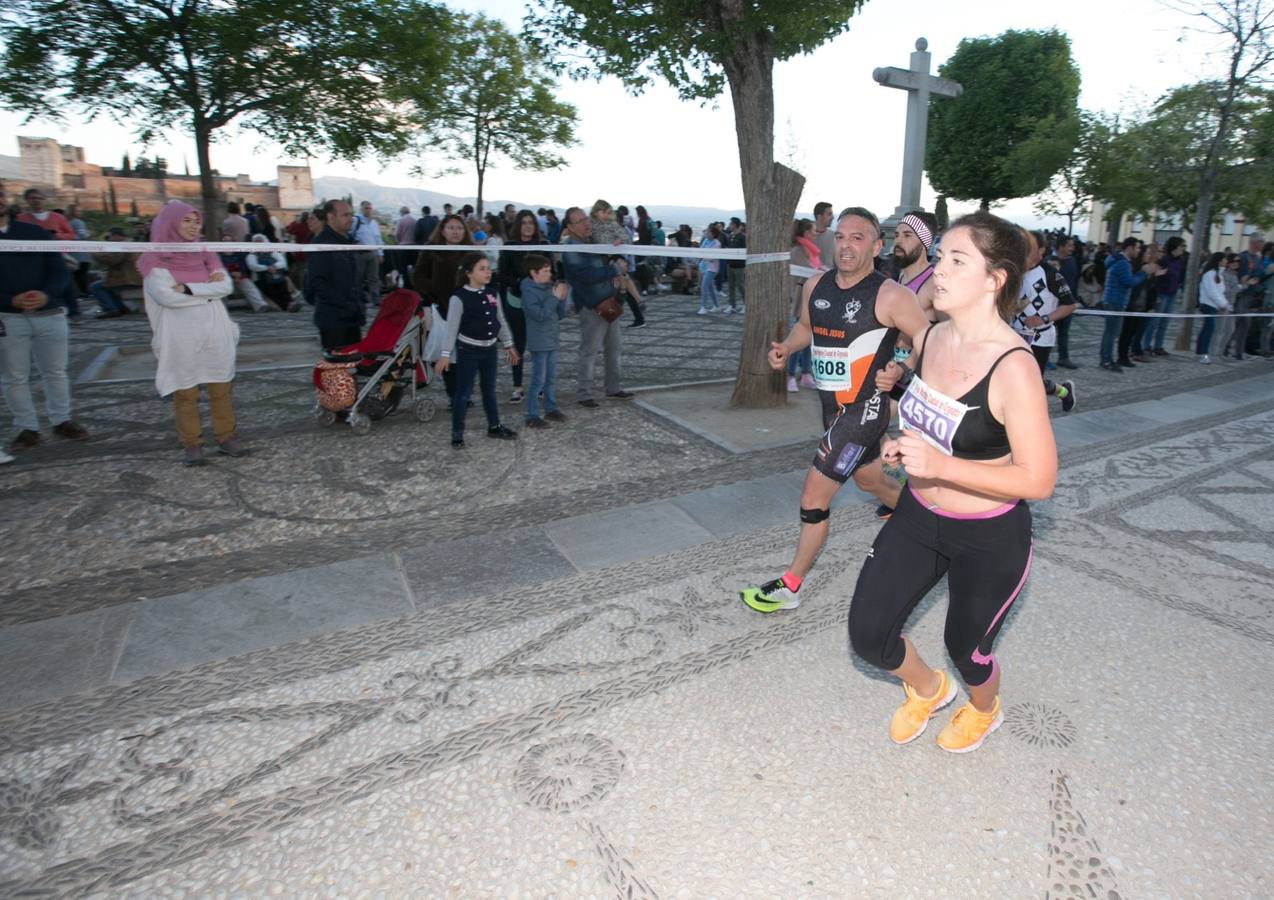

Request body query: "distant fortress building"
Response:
[0, 136, 315, 217]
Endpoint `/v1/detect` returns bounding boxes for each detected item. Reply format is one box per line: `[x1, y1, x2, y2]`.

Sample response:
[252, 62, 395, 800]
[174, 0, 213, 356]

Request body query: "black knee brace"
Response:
[800, 506, 830, 524]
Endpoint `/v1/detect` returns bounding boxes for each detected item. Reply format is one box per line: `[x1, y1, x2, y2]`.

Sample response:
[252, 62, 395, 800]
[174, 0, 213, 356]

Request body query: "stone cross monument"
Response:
[873, 38, 963, 244]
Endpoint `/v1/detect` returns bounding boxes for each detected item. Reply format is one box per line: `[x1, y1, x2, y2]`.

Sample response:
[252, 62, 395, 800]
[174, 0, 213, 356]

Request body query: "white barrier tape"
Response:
[744, 251, 794, 266]
[1072, 308, 1274, 319]
[0, 239, 752, 260]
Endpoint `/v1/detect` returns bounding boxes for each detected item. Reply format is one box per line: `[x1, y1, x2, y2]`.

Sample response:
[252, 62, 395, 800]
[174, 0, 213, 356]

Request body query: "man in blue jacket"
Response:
[305, 199, 363, 351]
[0, 181, 90, 457]
[561, 206, 632, 408]
[1100, 238, 1154, 372]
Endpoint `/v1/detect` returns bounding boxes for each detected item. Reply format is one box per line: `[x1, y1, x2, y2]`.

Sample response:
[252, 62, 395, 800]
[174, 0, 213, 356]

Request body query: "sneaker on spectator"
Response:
[799, 374, 816, 389]
[53, 420, 90, 441]
[10, 429, 40, 451]
[786, 376, 799, 393]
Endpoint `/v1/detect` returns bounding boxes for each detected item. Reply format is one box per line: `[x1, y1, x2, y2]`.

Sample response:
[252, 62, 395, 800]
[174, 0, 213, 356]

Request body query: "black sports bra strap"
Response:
[914, 325, 936, 377]
[985, 345, 1033, 382]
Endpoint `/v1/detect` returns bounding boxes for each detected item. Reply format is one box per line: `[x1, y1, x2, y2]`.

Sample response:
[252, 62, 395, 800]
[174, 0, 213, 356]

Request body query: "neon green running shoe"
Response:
[740, 577, 800, 613]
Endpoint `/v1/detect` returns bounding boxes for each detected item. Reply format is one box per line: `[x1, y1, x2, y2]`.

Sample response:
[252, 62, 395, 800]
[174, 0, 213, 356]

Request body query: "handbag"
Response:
[594, 295, 623, 323]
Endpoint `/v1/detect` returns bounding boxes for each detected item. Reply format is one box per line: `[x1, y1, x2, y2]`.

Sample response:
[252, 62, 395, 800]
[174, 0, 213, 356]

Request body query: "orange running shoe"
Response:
[936, 696, 1003, 753]
[889, 670, 957, 745]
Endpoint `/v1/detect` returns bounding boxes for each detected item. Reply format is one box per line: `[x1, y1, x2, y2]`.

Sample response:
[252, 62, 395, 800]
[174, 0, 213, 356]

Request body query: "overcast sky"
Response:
[0, 0, 1230, 225]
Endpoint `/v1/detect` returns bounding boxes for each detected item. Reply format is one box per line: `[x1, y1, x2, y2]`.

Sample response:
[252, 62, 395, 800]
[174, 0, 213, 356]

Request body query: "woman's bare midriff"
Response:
[908, 454, 1018, 515]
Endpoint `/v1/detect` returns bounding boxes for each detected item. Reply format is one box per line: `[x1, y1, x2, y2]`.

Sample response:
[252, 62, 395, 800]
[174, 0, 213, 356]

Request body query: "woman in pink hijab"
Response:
[138, 200, 245, 466]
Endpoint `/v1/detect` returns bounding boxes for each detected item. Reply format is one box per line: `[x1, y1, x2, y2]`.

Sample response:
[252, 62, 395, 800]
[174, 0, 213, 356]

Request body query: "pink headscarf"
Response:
[136, 200, 222, 282]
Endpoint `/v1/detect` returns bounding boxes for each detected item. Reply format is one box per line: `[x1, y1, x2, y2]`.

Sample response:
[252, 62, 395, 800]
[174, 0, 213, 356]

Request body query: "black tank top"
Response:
[807, 269, 898, 414]
[903, 326, 1030, 461]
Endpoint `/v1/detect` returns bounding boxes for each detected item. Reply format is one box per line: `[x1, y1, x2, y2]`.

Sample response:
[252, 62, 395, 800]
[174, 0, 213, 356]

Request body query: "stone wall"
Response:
[8, 135, 315, 222]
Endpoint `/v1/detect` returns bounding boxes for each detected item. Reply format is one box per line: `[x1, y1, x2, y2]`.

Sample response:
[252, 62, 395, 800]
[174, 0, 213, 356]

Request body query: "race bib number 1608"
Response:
[811, 345, 852, 392]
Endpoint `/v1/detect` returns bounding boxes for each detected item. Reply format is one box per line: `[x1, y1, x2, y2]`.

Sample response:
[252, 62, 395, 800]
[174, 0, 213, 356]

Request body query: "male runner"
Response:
[872, 210, 941, 521]
[741, 207, 931, 613]
[1015, 231, 1077, 412]
[892, 211, 938, 320]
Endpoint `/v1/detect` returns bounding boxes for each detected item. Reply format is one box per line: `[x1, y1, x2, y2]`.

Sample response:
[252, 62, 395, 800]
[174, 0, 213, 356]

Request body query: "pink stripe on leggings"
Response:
[910, 487, 1018, 519]
[970, 544, 1034, 678]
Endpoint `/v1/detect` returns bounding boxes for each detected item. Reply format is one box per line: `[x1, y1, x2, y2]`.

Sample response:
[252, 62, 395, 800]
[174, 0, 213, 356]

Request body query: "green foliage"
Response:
[400, 14, 577, 213]
[1033, 112, 1120, 230]
[524, 0, 866, 103]
[1098, 82, 1274, 225]
[934, 196, 949, 231]
[0, 0, 457, 166]
[134, 156, 167, 178]
[926, 29, 1081, 207]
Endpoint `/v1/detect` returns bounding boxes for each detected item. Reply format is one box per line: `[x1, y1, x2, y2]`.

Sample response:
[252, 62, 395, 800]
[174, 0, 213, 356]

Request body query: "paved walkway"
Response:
[1, 300, 1272, 897]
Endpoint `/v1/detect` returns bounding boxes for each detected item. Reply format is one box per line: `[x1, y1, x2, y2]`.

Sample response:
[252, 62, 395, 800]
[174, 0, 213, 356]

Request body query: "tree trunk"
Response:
[723, 34, 805, 409]
[194, 120, 221, 241]
[1177, 75, 1238, 351]
[1104, 207, 1121, 247]
[1176, 190, 1215, 351]
[476, 166, 485, 221]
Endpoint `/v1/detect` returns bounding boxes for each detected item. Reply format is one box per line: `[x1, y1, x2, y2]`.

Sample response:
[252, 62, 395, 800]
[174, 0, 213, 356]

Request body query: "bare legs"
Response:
[852, 458, 903, 510]
[789, 468, 839, 579]
[890, 637, 999, 712]
[788, 460, 903, 579]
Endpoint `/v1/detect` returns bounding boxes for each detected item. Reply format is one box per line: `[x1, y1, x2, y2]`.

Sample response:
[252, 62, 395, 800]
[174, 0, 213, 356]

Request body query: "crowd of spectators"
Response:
[3, 180, 1272, 464]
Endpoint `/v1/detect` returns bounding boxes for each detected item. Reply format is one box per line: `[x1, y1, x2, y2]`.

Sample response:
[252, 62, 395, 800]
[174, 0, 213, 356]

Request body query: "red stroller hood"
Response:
[330, 289, 423, 356]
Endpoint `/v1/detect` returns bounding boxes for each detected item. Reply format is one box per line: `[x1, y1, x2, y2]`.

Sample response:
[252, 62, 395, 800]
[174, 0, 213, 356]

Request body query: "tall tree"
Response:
[1103, 83, 1272, 227]
[926, 29, 1081, 210]
[401, 15, 577, 219]
[1159, 0, 1274, 348]
[1033, 112, 1121, 235]
[525, 0, 867, 408]
[0, 0, 455, 237]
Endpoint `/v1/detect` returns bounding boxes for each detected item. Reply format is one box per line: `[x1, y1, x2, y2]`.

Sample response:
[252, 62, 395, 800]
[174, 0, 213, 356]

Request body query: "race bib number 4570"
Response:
[898, 376, 974, 456]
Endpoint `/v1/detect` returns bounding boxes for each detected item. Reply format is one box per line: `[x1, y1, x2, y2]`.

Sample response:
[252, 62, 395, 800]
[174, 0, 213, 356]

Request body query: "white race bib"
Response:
[898, 375, 976, 456]
[811, 345, 852, 391]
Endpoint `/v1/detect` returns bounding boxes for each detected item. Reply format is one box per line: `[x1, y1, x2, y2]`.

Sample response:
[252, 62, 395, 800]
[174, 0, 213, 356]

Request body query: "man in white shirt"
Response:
[1014, 231, 1077, 412]
[352, 200, 384, 307]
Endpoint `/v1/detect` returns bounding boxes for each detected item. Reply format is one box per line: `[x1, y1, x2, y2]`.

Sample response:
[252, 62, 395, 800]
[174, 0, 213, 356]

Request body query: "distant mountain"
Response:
[312, 175, 746, 227]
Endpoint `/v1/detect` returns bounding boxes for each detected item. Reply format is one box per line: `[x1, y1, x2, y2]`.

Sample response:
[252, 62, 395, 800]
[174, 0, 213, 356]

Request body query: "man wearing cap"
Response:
[892, 211, 938, 321]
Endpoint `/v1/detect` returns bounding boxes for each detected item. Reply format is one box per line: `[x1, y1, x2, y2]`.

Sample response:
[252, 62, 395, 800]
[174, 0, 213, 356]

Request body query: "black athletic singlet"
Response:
[807, 269, 898, 418]
[900, 327, 1030, 461]
[807, 269, 899, 483]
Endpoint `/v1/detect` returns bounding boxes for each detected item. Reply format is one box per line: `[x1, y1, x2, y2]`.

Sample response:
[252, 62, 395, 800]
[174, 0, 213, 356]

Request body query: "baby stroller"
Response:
[312, 288, 437, 435]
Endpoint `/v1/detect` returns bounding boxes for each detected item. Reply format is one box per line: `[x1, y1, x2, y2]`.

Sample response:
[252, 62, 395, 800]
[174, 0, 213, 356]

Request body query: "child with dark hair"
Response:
[520, 253, 570, 427]
[433, 252, 519, 447]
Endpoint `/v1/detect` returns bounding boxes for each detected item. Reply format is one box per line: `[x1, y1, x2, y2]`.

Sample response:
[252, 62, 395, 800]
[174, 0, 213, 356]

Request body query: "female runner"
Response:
[850, 211, 1058, 753]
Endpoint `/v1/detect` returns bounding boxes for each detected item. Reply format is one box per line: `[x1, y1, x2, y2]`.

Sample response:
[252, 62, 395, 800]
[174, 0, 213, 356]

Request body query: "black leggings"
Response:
[848, 487, 1032, 687]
